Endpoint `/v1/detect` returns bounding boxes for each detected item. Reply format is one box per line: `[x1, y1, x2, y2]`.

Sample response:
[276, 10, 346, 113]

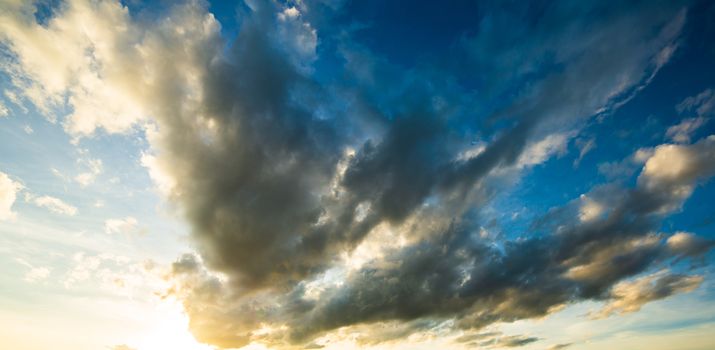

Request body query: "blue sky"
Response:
[1, 1, 715, 350]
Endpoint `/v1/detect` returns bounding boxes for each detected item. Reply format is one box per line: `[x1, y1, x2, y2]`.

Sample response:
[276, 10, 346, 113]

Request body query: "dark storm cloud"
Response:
[140, 0, 713, 347]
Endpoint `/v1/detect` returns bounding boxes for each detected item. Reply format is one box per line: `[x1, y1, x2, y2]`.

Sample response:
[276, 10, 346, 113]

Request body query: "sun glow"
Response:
[129, 301, 213, 350]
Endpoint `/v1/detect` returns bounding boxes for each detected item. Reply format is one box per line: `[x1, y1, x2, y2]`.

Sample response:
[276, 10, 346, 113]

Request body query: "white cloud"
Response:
[140, 152, 176, 195]
[641, 144, 693, 181]
[0, 101, 8, 117]
[665, 117, 707, 143]
[15, 258, 51, 283]
[62, 252, 157, 296]
[0, 171, 23, 221]
[74, 156, 103, 187]
[50, 167, 71, 182]
[22, 124, 33, 134]
[0, 0, 148, 135]
[24, 266, 51, 283]
[637, 135, 715, 212]
[578, 194, 603, 222]
[276, 5, 318, 68]
[32, 195, 78, 216]
[517, 133, 571, 168]
[104, 216, 139, 235]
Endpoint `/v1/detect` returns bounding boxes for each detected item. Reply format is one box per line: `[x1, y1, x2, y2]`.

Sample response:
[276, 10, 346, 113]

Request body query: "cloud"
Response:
[666, 117, 708, 143]
[0, 0, 148, 134]
[574, 137, 596, 167]
[24, 266, 51, 283]
[666, 231, 715, 258]
[16, 258, 51, 283]
[455, 331, 538, 348]
[676, 88, 715, 116]
[516, 133, 570, 168]
[63, 252, 156, 296]
[140, 151, 175, 195]
[0, 101, 8, 117]
[593, 270, 703, 318]
[0, 170, 22, 221]
[109, 345, 136, 350]
[494, 335, 540, 348]
[74, 154, 103, 187]
[578, 194, 605, 222]
[31, 195, 77, 216]
[104, 216, 139, 235]
[637, 136, 715, 213]
[1, 0, 709, 349]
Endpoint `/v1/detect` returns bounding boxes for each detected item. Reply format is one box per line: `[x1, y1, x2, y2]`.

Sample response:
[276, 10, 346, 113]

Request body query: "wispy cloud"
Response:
[30, 195, 77, 216]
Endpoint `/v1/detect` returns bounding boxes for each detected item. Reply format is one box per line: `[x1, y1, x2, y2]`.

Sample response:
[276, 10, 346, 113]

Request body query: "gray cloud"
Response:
[160, 1, 708, 347]
[677, 88, 715, 116]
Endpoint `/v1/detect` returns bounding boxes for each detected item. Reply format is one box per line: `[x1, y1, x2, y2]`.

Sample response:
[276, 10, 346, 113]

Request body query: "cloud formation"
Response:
[104, 216, 139, 235]
[30, 195, 78, 216]
[0, 171, 22, 221]
[1, 0, 713, 349]
[593, 270, 703, 318]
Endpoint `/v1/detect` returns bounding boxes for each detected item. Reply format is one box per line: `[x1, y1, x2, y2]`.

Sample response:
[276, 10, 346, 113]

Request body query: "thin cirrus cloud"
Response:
[0, 0, 714, 350]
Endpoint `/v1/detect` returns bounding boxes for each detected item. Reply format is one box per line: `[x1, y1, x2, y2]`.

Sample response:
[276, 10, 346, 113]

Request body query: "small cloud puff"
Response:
[104, 216, 139, 235]
[0, 171, 23, 221]
[31, 195, 78, 216]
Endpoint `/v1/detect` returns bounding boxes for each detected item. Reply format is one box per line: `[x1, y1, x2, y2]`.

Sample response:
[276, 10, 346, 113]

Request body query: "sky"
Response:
[1, 0, 715, 350]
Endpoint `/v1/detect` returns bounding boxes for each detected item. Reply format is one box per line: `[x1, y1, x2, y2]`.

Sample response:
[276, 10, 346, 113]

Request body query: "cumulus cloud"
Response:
[0, 171, 22, 221]
[1, 0, 711, 349]
[31, 195, 78, 216]
[637, 136, 715, 213]
[0, 0, 148, 134]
